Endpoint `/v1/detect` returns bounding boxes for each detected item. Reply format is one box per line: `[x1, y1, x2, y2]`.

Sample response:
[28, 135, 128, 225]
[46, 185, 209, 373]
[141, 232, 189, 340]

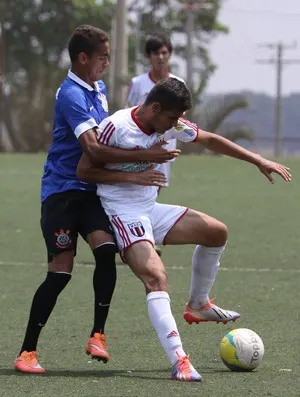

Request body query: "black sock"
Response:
[20, 272, 71, 354]
[91, 243, 117, 336]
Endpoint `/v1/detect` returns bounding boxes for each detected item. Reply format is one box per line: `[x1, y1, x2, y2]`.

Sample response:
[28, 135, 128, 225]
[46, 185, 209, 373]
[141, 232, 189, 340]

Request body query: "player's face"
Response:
[147, 46, 171, 71]
[85, 41, 110, 80]
[151, 105, 184, 134]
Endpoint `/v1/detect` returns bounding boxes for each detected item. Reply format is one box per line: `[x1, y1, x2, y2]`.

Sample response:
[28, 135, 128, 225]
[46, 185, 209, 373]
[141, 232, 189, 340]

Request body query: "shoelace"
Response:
[93, 334, 107, 349]
[177, 355, 191, 374]
[22, 351, 36, 364]
[199, 297, 216, 310]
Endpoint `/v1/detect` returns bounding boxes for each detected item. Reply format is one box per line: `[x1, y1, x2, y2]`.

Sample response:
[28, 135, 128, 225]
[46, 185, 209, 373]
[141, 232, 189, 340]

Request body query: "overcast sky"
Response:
[205, 0, 300, 95]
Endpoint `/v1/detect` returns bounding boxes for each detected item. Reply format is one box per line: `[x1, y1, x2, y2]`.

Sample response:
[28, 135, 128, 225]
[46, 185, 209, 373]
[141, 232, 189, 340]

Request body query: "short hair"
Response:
[145, 33, 173, 55]
[68, 25, 109, 62]
[145, 77, 192, 112]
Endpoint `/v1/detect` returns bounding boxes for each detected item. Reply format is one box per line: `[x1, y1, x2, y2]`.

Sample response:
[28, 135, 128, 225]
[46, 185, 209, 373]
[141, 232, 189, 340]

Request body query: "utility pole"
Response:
[113, 0, 128, 108]
[257, 42, 300, 157]
[0, 20, 4, 150]
[135, 9, 143, 76]
[183, 0, 206, 91]
[108, 14, 116, 103]
[185, 3, 194, 91]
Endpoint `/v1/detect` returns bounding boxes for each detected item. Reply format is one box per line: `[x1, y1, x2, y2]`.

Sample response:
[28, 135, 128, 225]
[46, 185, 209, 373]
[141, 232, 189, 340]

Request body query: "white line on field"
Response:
[0, 261, 299, 273]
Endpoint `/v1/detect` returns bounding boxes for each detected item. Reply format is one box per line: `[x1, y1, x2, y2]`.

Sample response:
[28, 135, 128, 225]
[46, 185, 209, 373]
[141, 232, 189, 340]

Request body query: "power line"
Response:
[256, 42, 300, 157]
[224, 7, 300, 18]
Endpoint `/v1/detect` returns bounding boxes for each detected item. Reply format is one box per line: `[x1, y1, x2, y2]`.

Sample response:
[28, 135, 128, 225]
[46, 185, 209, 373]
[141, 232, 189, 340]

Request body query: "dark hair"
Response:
[145, 77, 192, 112]
[68, 25, 109, 62]
[145, 33, 173, 55]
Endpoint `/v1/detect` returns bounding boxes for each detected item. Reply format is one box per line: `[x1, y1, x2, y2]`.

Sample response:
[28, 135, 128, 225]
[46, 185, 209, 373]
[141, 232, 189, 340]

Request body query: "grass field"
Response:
[0, 154, 299, 397]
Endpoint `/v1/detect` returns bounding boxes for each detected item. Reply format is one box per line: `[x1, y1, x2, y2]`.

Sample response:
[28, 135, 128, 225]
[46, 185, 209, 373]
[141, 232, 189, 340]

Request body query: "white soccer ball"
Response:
[220, 328, 264, 371]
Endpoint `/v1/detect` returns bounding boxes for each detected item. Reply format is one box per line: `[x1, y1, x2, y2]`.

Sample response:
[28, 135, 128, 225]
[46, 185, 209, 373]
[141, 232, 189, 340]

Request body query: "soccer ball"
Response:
[220, 328, 264, 371]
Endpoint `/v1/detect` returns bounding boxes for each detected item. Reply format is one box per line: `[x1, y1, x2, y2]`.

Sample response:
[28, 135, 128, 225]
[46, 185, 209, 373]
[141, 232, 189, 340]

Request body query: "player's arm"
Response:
[61, 88, 179, 165]
[196, 129, 291, 183]
[79, 129, 179, 166]
[76, 153, 167, 187]
[168, 118, 291, 183]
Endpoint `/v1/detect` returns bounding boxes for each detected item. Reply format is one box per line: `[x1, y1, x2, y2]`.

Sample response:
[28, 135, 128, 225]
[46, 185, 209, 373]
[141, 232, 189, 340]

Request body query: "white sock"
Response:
[147, 291, 185, 366]
[189, 244, 226, 308]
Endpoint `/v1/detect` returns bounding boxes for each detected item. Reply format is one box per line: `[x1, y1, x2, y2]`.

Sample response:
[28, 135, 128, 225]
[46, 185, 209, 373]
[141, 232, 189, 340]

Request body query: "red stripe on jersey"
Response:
[98, 121, 112, 142]
[111, 217, 128, 247]
[99, 122, 115, 145]
[116, 216, 131, 245]
[103, 125, 115, 146]
[179, 118, 198, 133]
[102, 123, 115, 145]
[111, 216, 131, 247]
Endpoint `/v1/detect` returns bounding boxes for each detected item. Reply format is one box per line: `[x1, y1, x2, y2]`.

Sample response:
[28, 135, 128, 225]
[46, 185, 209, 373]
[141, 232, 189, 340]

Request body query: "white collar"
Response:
[68, 70, 99, 92]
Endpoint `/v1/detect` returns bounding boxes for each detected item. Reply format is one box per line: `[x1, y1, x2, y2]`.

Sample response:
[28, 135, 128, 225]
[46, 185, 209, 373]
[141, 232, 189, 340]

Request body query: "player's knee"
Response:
[93, 242, 117, 268]
[48, 250, 74, 273]
[206, 221, 228, 247]
[144, 268, 168, 293]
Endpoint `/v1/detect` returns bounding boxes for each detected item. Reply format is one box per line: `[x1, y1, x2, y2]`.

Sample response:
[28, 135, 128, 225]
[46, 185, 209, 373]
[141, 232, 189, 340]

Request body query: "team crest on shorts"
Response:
[54, 229, 71, 248]
[128, 222, 145, 237]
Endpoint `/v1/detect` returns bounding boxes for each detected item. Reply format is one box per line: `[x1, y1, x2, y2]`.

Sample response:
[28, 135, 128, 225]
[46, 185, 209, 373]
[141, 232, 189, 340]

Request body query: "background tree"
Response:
[1, 0, 114, 151]
[128, 0, 228, 112]
[183, 94, 255, 154]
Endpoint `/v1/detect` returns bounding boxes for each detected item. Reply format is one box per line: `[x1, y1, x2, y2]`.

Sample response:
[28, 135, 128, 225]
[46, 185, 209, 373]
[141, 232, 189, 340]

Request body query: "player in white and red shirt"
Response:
[127, 33, 184, 188]
[77, 78, 291, 382]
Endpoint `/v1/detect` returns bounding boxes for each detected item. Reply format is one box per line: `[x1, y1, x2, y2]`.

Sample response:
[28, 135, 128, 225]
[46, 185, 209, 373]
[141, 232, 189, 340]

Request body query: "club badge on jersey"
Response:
[98, 92, 108, 112]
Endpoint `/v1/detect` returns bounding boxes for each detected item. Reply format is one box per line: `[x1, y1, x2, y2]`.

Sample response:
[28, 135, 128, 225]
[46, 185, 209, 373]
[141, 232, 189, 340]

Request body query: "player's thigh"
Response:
[41, 191, 78, 271]
[125, 241, 168, 293]
[151, 203, 188, 245]
[79, 192, 115, 250]
[164, 208, 228, 247]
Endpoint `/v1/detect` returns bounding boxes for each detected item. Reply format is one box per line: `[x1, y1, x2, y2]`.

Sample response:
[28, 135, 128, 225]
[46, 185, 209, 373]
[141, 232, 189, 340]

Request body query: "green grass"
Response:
[0, 154, 299, 397]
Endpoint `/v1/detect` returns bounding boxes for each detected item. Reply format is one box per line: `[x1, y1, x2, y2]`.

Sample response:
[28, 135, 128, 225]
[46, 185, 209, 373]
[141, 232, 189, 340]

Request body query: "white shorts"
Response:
[109, 203, 187, 251]
[157, 139, 177, 186]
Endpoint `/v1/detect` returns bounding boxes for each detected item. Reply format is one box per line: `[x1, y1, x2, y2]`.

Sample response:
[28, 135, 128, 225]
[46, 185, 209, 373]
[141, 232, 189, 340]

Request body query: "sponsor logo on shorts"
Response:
[128, 222, 145, 237]
[54, 229, 71, 248]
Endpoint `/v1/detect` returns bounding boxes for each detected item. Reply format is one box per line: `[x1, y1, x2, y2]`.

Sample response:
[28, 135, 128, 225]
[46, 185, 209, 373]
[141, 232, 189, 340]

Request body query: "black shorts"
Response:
[41, 190, 113, 262]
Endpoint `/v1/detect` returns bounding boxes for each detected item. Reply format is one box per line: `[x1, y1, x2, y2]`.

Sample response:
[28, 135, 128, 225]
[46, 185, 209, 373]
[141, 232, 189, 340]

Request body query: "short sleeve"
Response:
[127, 80, 140, 106]
[163, 118, 198, 143]
[96, 118, 117, 146]
[59, 87, 98, 138]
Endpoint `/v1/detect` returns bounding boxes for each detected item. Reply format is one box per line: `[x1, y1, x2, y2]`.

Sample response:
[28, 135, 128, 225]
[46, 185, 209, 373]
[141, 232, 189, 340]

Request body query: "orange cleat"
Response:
[86, 332, 109, 363]
[14, 351, 46, 374]
[171, 352, 202, 382]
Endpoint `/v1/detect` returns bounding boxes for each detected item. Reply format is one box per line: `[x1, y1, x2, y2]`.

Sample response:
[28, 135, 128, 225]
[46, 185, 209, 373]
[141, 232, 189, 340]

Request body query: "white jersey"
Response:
[127, 72, 185, 106]
[96, 107, 198, 215]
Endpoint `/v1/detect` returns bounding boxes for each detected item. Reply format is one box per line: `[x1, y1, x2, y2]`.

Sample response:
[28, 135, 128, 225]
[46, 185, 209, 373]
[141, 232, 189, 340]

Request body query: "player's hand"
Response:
[131, 165, 167, 186]
[257, 159, 292, 183]
[140, 140, 181, 164]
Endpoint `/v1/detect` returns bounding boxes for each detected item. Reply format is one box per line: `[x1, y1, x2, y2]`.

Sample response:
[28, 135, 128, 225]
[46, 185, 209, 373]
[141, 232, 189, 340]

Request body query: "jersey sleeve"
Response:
[164, 118, 198, 143]
[96, 118, 117, 146]
[59, 87, 98, 139]
[127, 79, 140, 106]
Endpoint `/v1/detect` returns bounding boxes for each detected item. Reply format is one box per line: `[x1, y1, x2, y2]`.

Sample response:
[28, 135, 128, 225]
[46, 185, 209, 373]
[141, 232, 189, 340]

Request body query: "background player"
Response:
[77, 78, 291, 381]
[127, 33, 185, 255]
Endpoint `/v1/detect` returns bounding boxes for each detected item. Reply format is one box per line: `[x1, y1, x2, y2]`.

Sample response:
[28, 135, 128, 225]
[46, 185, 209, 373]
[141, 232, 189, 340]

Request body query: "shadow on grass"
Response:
[0, 366, 239, 380]
[0, 368, 169, 381]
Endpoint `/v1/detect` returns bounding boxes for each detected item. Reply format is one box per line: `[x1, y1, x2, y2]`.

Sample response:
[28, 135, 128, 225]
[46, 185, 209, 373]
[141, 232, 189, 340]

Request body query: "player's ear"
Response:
[78, 52, 89, 65]
[152, 103, 162, 114]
